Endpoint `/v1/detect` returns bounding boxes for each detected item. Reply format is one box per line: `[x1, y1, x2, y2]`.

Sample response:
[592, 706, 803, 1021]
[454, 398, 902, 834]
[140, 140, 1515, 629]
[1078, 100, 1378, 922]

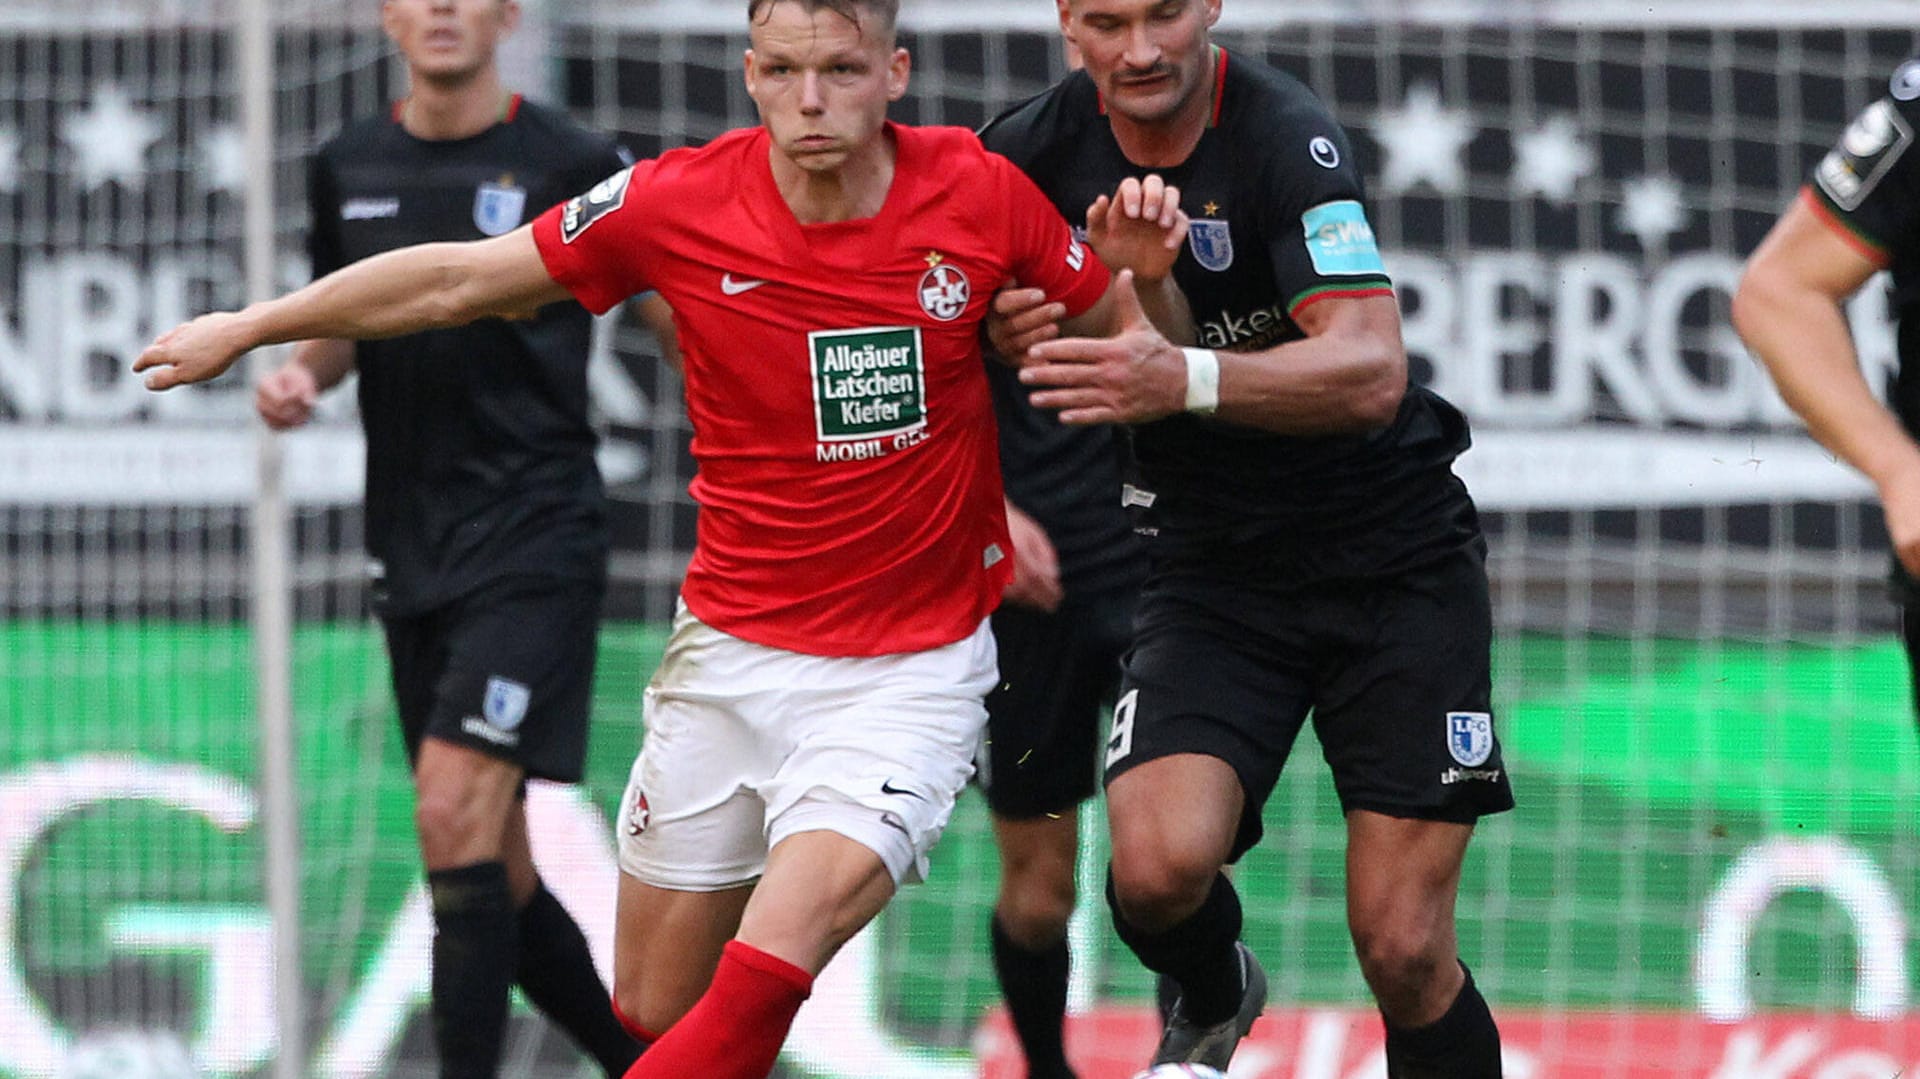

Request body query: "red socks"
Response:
[621, 940, 814, 1079]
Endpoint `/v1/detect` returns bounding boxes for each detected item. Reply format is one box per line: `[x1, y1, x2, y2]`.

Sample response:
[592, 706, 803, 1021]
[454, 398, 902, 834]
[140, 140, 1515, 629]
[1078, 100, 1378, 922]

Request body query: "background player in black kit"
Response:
[252, 1, 643, 1075]
[976, 41, 1147, 1079]
[1736, 59, 1920, 721]
[976, 362, 1144, 1079]
[987, 0, 1512, 1072]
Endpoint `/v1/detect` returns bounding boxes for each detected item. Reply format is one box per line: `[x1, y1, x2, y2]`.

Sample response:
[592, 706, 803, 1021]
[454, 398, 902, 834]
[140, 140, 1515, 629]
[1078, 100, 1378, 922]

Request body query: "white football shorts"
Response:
[616, 604, 996, 890]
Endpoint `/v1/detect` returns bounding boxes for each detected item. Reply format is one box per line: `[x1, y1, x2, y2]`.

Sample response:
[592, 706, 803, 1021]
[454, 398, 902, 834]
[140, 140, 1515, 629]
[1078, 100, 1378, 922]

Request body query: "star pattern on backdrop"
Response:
[64, 84, 163, 190]
[1371, 82, 1477, 196]
[199, 125, 248, 194]
[1616, 174, 1690, 250]
[1512, 115, 1596, 204]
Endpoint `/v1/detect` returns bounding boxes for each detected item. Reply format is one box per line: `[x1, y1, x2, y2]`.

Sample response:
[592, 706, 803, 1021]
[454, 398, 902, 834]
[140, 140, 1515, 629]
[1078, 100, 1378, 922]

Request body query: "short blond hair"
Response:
[747, 0, 898, 39]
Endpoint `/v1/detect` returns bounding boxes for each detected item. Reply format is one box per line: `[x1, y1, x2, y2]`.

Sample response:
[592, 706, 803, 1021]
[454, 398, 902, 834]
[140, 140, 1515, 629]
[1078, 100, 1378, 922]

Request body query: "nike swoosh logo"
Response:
[880, 779, 924, 800]
[721, 273, 768, 295]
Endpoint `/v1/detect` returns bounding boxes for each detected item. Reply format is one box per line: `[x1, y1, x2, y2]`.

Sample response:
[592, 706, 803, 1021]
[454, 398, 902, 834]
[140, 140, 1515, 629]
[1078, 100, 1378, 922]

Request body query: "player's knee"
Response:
[1108, 848, 1215, 930]
[997, 872, 1077, 945]
[1350, 919, 1451, 1001]
[413, 783, 494, 861]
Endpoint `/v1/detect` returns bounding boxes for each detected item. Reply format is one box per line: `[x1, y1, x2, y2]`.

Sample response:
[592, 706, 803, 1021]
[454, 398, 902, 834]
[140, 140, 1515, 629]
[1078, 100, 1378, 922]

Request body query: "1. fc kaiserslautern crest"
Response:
[1188, 218, 1234, 271]
[918, 252, 970, 321]
[473, 177, 528, 237]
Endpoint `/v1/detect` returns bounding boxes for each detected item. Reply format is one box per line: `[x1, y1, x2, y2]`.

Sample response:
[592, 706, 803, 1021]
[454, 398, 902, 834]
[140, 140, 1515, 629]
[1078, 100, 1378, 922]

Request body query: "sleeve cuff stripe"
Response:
[1801, 186, 1891, 267]
[1287, 282, 1395, 318]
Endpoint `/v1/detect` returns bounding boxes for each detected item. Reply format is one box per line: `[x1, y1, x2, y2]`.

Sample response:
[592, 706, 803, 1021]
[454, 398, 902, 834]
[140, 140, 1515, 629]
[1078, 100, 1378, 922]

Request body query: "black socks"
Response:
[989, 915, 1076, 1079]
[1382, 963, 1503, 1079]
[516, 883, 646, 1075]
[1107, 869, 1245, 1026]
[427, 861, 518, 1079]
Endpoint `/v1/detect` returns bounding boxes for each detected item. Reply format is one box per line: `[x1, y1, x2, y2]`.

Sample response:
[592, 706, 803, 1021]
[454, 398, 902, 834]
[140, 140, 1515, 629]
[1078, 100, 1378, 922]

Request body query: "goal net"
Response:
[1, 1, 1917, 1077]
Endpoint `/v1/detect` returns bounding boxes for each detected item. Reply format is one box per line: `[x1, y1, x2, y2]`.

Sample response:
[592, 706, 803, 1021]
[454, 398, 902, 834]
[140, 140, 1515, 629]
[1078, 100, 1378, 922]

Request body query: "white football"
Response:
[1130, 1065, 1230, 1079]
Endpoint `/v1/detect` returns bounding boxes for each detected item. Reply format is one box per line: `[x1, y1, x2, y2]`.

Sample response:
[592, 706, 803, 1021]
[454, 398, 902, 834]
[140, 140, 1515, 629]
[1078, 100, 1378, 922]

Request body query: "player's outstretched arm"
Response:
[1733, 194, 1920, 574]
[136, 226, 570, 390]
[1199, 291, 1405, 434]
[1020, 269, 1190, 425]
[1023, 268, 1404, 432]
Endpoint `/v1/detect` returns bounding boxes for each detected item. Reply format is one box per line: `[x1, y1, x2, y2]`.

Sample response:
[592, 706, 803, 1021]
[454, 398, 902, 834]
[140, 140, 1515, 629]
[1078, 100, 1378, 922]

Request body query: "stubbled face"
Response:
[382, 0, 517, 84]
[1060, 0, 1218, 127]
[744, 1, 910, 175]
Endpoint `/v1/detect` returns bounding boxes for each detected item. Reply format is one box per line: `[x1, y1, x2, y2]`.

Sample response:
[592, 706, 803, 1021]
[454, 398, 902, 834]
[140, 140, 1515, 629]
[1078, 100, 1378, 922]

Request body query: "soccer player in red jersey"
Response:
[135, 0, 1194, 1075]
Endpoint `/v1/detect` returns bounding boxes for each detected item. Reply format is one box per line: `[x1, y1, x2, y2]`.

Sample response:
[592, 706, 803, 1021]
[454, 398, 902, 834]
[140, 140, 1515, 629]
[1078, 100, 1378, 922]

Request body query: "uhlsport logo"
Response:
[1446, 711, 1494, 767]
[918, 251, 970, 321]
[809, 326, 927, 444]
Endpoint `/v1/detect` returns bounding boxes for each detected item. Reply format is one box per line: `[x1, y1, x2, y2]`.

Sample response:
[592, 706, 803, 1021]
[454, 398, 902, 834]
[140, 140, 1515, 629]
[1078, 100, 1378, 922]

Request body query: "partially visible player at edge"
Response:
[985, 0, 1512, 1072]
[1736, 57, 1920, 721]
[974, 34, 1147, 1079]
[134, 0, 1196, 1075]
[252, 1, 646, 1075]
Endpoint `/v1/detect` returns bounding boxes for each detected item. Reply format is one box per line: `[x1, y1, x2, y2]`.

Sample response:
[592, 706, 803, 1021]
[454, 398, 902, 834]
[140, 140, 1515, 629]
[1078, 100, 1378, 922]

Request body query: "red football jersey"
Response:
[532, 123, 1109, 656]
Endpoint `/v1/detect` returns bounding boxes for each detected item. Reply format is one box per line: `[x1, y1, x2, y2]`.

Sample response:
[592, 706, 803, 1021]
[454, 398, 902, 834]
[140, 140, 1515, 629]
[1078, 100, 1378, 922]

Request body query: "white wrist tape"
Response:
[1182, 348, 1220, 414]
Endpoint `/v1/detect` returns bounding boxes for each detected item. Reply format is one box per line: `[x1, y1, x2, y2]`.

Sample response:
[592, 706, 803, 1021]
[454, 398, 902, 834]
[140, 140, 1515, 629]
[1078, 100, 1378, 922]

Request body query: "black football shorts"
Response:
[1104, 542, 1514, 861]
[381, 574, 603, 783]
[980, 585, 1137, 819]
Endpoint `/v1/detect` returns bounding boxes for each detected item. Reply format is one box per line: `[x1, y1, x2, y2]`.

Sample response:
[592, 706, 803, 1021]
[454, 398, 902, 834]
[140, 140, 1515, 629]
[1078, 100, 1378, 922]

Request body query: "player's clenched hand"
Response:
[134, 312, 255, 391]
[986, 285, 1067, 367]
[1001, 500, 1064, 613]
[255, 361, 320, 431]
[1086, 175, 1190, 284]
[1022, 270, 1186, 426]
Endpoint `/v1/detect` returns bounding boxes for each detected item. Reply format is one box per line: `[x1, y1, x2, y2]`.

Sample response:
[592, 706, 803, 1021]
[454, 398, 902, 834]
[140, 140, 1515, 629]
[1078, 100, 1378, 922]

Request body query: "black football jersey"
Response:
[980, 51, 1480, 585]
[984, 344, 1146, 597]
[1808, 58, 1920, 439]
[308, 97, 629, 614]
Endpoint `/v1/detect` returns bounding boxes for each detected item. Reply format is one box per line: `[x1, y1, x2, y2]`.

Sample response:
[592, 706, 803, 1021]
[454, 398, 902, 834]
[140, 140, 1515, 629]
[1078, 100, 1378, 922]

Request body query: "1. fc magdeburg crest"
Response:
[473, 179, 528, 236]
[1188, 218, 1234, 271]
[1446, 711, 1494, 767]
[483, 676, 531, 731]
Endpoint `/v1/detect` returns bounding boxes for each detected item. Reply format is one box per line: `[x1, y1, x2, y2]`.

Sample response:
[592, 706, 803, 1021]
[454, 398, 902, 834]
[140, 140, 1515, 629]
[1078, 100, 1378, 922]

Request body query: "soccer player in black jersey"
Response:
[980, 366, 1145, 1079]
[983, 0, 1512, 1072]
[250, 1, 643, 1076]
[973, 38, 1151, 1079]
[1737, 59, 1920, 720]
